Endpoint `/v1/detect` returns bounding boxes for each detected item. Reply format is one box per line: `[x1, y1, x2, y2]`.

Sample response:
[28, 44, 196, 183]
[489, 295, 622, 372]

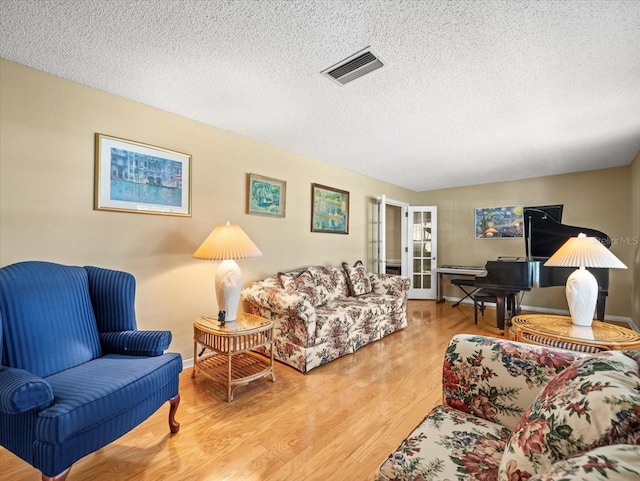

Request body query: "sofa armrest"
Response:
[443, 334, 587, 430]
[0, 366, 53, 414]
[99, 330, 172, 356]
[242, 285, 316, 321]
[370, 273, 410, 296]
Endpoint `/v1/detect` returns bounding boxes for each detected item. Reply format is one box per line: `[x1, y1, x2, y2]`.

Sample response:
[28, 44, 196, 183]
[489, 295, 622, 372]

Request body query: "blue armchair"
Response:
[0, 261, 182, 481]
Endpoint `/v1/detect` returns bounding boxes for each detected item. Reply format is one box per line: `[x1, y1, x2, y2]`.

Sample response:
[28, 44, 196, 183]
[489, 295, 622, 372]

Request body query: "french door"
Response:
[376, 197, 437, 299]
[407, 206, 437, 299]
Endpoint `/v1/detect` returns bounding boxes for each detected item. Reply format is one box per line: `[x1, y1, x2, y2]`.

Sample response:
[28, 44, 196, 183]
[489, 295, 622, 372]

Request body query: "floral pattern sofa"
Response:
[241, 264, 409, 373]
[377, 334, 640, 481]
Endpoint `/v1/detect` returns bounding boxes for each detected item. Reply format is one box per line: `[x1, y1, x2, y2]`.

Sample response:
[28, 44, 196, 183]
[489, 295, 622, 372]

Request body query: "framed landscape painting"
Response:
[475, 205, 524, 238]
[94, 134, 191, 216]
[311, 183, 349, 234]
[247, 173, 286, 218]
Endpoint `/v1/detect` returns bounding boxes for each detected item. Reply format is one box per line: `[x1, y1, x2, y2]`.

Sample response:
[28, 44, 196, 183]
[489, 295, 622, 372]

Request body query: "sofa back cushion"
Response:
[0, 261, 102, 378]
[278, 270, 321, 306]
[498, 350, 640, 479]
[307, 266, 349, 304]
[342, 261, 372, 296]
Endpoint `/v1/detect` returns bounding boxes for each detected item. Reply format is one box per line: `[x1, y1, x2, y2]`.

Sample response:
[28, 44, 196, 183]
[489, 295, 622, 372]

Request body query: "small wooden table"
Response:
[510, 314, 640, 353]
[192, 313, 275, 401]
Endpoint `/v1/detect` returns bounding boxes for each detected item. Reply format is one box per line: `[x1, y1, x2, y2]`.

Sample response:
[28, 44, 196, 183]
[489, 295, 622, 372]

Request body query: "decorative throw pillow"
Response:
[498, 351, 640, 480]
[528, 444, 640, 481]
[341, 260, 372, 296]
[277, 270, 320, 306]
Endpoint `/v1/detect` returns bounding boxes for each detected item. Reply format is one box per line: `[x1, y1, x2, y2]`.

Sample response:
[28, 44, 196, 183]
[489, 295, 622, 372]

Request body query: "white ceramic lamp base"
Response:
[215, 259, 242, 321]
[565, 267, 598, 327]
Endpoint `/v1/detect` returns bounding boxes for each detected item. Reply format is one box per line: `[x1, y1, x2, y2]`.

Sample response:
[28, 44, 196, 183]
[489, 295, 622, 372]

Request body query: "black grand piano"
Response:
[474, 205, 611, 330]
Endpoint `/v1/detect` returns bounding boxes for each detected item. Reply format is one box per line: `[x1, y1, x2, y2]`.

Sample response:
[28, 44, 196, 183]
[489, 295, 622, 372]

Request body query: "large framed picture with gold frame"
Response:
[94, 134, 191, 216]
[311, 183, 349, 234]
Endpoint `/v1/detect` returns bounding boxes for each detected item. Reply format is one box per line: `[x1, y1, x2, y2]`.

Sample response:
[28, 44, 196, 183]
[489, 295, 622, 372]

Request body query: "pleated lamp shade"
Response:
[193, 222, 262, 321]
[544, 233, 626, 326]
[193, 223, 262, 261]
[544, 234, 627, 269]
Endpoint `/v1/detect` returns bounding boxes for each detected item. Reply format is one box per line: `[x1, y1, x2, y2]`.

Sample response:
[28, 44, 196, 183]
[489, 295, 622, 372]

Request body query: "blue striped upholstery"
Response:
[0, 261, 182, 479]
[100, 330, 171, 356]
[84, 266, 137, 331]
[0, 261, 102, 377]
[38, 353, 181, 443]
[0, 366, 53, 414]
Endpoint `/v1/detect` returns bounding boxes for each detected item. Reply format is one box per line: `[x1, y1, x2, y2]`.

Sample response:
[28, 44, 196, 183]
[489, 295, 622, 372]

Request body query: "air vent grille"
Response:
[321, 47, 384, 85]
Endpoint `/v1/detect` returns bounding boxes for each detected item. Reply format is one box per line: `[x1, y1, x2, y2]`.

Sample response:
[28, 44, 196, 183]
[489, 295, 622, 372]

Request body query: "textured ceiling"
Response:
[1, 0, 639, 191]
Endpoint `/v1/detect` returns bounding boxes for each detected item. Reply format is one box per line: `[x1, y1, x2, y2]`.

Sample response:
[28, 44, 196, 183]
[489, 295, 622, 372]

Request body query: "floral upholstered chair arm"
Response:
[443, 334, 587, 430]
[370, 273, 410, 297]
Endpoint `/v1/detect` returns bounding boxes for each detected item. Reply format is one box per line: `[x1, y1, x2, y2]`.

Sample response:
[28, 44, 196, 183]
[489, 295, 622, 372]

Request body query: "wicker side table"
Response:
[192, 313, 275, 401]
[510, 314, 640, 353]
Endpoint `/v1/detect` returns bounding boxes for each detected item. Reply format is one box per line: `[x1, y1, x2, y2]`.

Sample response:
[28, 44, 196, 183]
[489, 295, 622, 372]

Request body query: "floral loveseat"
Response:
[241, 263, 409, 372]
[377, 334, 640, 481]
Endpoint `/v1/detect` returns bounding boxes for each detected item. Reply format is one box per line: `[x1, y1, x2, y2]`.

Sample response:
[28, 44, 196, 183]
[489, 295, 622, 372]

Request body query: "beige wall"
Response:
[1, 59, 636, 365]
[418, 168, 634, 319]
[0, 59, 416, 361]
[385, 204, 402, 261]
[632, 153, 640, 325]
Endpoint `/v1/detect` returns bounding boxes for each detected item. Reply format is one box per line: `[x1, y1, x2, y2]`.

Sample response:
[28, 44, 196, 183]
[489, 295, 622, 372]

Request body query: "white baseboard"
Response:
[444, 296, 638, 332]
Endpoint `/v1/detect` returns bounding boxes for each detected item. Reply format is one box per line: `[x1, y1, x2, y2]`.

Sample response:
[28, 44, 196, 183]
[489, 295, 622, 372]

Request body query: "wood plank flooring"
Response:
[0, 300, 501, 481]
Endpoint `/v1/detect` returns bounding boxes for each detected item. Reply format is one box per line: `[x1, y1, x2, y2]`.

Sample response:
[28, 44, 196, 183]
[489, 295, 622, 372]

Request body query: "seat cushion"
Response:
[36, 353, 181, 444]
[377, 404, 512, 481]
[498, 351, 640, 479]
[528, 444, 640, 481]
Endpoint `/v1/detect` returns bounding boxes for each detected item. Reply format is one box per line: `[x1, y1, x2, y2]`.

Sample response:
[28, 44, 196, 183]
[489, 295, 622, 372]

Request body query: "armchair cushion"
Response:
[529, 444, 640, 481]
[99, 330, 172, 356]
[377, 404, 512, 481]
[37, 353, 181, 444]
[499, 350, 640, 479]
[0, 367, 53, 414]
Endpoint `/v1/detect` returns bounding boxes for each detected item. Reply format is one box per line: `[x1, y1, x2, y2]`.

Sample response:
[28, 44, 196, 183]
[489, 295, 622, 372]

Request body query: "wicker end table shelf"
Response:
[192, 313, 275, 401]
[510, 314, 640, 353]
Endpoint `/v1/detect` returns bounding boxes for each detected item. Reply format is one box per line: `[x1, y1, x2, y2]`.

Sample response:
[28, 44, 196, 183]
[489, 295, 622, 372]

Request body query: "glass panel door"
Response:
[407, 206, 437, 299]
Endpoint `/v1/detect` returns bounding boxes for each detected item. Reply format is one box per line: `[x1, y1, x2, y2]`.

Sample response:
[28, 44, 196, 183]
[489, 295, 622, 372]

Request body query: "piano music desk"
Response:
[510, 314, 640, 353]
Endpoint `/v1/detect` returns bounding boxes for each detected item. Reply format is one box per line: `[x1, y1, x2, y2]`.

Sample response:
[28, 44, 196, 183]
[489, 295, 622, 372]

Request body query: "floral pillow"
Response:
[277, 270, 320, 306]
[528, 444, 640, 481]
[498, 351, 640, 480]
[341, 260, 372, 296]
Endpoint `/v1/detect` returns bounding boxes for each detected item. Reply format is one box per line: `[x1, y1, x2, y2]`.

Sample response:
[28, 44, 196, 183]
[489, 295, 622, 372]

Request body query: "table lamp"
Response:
[544, 233, 626, 326]
[193, 222, 262, 321]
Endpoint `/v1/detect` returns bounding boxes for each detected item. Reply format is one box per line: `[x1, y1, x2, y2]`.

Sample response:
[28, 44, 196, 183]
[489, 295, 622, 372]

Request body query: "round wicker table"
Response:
[510, 314, 640, 353]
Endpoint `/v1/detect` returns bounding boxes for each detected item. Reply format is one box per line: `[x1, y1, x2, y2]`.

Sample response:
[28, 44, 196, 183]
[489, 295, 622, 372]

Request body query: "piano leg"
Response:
[596, 292, 606, 321]
[495, 296, 506, 332]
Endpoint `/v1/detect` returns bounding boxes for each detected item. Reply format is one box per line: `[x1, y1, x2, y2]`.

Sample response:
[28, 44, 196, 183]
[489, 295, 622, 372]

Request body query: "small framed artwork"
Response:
[247, 173, 286, 218]
[94, 134, 191, 216]
[475, 205, 524, 238]
[311, 183, 349, 234]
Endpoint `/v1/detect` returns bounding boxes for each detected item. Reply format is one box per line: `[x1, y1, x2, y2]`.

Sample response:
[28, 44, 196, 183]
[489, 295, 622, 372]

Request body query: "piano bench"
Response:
[473, 289, 497, 325]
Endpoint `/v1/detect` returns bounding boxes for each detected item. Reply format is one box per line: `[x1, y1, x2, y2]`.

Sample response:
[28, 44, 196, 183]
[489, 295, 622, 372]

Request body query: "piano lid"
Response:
[524, 205, 611, 259]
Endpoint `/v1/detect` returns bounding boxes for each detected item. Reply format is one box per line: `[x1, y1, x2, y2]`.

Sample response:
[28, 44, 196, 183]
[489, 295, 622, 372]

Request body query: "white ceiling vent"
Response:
[321, 47, 384, 86]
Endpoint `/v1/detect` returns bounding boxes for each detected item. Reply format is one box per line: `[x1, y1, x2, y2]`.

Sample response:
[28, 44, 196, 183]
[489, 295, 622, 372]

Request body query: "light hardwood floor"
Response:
[1, 300, 501, 481]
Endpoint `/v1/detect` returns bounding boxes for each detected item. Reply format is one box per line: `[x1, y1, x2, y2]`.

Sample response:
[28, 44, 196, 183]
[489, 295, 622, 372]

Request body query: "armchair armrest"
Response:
[443, 334, 587, 430]
[370, 273, 410, 296]
[0, 366, 53, 414]
[99, 330, 172, 356]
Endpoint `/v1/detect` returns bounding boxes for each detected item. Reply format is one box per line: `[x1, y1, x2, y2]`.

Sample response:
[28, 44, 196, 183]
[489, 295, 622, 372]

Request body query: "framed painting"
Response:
[311, 183, 349, 234]
[475, 205, 524, 238]
[247, 173, 286, 218]
[94, 134, 191, 216]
